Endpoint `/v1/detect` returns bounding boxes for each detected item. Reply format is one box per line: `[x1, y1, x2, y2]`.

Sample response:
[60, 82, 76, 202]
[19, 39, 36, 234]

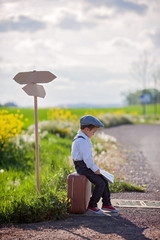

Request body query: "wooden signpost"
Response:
[13, 70, 56, 194]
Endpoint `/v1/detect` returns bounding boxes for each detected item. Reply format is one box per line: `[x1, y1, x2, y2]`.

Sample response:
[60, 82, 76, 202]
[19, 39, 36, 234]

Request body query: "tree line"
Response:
[124, 88, 160, 105]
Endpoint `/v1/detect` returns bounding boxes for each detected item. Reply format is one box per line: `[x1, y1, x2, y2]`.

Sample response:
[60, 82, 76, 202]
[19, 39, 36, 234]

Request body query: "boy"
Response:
[71, 115, 118, 214]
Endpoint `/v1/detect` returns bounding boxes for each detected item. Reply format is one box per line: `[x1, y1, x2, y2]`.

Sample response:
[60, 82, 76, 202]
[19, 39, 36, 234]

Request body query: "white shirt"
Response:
[71, 130, 99, 172]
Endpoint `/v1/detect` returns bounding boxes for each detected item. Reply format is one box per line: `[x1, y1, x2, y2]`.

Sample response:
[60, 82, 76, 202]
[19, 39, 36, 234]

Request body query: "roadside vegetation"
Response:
[1, 104, 160, 129]
[0, 107, 150, 224]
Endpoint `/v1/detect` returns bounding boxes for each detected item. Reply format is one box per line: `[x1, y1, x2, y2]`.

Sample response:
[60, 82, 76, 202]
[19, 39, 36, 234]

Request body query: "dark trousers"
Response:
[74, 160, 111, 208]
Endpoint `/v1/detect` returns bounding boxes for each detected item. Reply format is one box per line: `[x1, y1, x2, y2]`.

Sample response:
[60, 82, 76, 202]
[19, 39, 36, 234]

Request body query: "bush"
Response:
[0, 189, 68, 224]
[0, 130, 74, 224]
[34, 120, 78, 139]
[0, 167, 72, 224]
[0, 141, 35, 172]
[98, 113, 134, 128]
[0, 110, 24, 149]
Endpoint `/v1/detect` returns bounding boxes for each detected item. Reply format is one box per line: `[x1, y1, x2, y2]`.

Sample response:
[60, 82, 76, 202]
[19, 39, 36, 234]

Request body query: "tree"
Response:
[124, 89, 160, 106]
[131, 52, 155, 115]
[152, 67, 160, 114]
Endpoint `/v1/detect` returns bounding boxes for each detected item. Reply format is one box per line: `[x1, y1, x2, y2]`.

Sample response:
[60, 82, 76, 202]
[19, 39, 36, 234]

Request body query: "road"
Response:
[103, 124, 160, 179]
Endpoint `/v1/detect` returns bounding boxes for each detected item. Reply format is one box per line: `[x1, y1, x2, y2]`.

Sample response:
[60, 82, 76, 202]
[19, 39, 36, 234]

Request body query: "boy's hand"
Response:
[94, 169, 100, 175]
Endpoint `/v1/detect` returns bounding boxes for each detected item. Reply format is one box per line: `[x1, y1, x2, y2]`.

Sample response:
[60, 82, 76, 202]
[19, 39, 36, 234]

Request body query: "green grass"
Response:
[110, 180, 145, 193]
[0, 133, 73, 223]
[0, 108, 48, 129]
[65, 104, 160, 116]
[1, 104, 160, 129]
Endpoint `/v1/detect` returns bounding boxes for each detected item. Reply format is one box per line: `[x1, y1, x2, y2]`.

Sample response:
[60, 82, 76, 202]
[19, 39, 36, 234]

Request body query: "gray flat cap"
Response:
[80, 115, 104, 127]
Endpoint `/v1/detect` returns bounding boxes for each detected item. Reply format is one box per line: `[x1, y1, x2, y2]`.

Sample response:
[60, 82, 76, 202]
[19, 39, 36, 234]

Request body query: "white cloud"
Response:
[0, 0, 160, 107]
[0, 15, 46, 32]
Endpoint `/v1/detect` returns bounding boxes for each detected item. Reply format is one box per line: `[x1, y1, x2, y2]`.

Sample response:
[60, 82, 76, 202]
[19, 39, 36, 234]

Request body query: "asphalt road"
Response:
[103, 124, 160, 179]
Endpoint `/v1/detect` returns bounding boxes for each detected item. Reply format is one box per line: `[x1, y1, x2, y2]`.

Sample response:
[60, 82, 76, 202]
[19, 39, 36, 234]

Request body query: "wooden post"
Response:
[34, 96, 40, 194]
[13, 71, 57, 195]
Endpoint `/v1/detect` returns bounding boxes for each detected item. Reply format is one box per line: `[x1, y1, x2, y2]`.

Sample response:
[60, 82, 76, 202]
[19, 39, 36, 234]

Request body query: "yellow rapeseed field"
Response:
[0, 110, 24, 147]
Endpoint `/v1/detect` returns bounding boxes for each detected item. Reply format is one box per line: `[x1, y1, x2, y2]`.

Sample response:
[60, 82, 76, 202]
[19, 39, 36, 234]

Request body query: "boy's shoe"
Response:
[102, 205, 119, 213]
[88, 207, 103, 214]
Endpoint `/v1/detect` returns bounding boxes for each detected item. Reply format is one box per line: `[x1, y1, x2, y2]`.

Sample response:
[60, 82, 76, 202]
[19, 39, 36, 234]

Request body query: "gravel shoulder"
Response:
[103, 124, 160, 195]
[0, 124, 160, 240]
[104, 124, 160, 179]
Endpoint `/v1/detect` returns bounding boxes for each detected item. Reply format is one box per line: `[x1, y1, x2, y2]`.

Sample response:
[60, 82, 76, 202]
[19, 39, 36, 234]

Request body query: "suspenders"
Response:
[73, 136, 85, 142]
[72, 135, 86, 162]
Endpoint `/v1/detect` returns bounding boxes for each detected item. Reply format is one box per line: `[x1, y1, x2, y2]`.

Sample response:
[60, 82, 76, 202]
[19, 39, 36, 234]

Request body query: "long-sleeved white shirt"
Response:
[71, 130, 99, 172]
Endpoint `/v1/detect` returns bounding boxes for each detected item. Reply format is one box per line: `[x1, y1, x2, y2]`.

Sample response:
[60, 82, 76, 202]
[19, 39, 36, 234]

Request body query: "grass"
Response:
[69, 104, 160, 116]
[0, 132, 73, 224]
[1, 104, 160, 129]
[110, 180, 145, 193]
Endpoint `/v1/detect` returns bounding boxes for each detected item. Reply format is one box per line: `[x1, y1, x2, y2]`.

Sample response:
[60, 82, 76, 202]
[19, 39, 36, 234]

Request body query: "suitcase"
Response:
[67, 173, 91, 214]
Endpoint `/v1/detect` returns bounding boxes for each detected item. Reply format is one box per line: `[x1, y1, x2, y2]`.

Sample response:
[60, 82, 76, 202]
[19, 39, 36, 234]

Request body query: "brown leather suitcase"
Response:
[67, 173, 91, 214]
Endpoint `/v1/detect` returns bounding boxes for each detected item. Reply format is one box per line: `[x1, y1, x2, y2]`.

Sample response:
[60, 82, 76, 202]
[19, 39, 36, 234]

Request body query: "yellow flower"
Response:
[114, 110, 126, 115]
[0, 110, 24, 147]
[47, 108, 78, 123]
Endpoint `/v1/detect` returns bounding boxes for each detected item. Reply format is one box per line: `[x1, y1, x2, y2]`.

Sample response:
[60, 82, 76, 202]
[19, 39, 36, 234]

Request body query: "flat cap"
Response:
[80, 115, 104, 127]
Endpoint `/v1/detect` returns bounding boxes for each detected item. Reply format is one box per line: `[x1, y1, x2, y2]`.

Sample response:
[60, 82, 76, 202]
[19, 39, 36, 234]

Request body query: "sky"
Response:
[0, 0, 160, 108]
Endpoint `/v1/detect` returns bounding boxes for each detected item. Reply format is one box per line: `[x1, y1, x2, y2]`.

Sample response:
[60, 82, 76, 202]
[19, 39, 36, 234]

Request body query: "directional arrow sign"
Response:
[22, 84, 46, 98]
[14, 70, 56, 84]
[13, 70, 57, 195]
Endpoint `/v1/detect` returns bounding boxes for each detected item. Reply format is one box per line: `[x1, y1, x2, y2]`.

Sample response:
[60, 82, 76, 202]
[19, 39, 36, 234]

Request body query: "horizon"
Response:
[1, 101, 125, 109]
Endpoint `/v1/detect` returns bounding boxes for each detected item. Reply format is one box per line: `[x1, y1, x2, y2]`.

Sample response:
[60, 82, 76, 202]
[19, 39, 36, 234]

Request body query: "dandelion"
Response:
[0, 169, 4, 173]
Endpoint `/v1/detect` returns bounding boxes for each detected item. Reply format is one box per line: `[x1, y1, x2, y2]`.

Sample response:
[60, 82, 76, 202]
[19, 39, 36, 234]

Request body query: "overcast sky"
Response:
[0, 0, 159, 108]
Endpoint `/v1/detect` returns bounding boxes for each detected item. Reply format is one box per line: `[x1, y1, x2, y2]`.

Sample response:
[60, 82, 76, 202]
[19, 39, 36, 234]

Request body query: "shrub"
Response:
[0, 167, 72, 224]
[0, 110, 24, 149]
[0, 141, 35, 172]
[0, 129, 73, 224]
[34, 120, 78, 139]
[98, 113, 134, 128]
[0, 189, 68, 224]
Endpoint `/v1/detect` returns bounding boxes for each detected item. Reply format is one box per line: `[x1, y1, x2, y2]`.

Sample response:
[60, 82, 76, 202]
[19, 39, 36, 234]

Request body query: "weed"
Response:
[110, 180, 145, 193]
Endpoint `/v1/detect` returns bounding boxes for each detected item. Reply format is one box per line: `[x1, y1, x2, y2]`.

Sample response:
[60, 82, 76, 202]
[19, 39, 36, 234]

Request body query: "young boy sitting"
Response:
[71, 115, 118, 214]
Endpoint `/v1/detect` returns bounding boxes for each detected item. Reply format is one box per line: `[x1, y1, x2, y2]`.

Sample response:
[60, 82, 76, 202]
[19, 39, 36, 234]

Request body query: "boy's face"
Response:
[85, 127, 99, 138]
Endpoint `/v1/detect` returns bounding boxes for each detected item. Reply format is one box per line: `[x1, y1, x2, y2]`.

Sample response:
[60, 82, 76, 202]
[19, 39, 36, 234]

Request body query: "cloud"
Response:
[56, 66, 129, 84]
[111, 0, 148, 14]
[0, 0, 159, 107]
[112, 37, 135, 48]
[0, 15, 46, 32]
[149, 29, 160, 48]
[57, 14, 96, 30]
[85, 0, 148, 15]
